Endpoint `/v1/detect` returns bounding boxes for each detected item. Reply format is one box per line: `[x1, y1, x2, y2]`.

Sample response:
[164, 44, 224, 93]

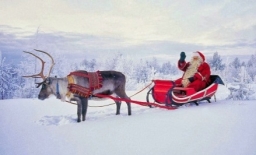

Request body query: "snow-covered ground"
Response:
[1, 85, 256, 155]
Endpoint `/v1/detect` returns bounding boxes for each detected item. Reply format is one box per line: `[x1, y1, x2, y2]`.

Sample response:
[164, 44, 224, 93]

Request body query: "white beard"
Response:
[182, 58, 202, 87]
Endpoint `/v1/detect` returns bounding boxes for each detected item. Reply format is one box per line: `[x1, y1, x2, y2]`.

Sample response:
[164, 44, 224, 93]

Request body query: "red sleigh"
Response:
[146, 75, 224, 107]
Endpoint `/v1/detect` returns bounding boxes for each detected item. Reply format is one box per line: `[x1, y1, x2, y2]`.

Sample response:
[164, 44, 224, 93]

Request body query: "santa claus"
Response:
[174, 51, 211, 92]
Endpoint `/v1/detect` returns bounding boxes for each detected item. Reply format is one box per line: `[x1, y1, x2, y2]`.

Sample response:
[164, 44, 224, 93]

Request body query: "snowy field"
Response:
[1, 85, 256, 155]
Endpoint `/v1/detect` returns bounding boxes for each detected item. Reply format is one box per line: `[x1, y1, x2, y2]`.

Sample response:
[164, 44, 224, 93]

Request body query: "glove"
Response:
[180, 52, 186, 62]
[188, 77, 194, 83]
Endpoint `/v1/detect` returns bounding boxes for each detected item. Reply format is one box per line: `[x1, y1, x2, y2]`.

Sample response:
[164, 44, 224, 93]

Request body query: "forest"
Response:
[0, 51, 255, 100]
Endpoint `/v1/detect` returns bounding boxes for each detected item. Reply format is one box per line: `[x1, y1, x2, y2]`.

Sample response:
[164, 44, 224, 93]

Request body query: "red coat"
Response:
[175, 60, 211, 91]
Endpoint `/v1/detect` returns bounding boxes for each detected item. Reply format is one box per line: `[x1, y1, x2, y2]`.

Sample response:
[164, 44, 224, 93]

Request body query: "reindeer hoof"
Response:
[77, 119, 81, 122]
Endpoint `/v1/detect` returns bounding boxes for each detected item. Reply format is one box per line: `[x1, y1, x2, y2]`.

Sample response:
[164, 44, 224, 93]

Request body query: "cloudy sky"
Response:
[0, 0, 256, 61]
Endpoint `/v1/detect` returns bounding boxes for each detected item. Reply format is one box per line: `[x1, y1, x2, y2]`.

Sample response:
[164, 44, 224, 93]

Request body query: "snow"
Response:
[1, 85, 256, 155]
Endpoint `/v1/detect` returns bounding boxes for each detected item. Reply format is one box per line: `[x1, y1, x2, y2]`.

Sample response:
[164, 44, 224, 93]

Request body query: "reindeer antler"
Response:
[34, 49, 55, 78]
[22, 49, 55, 82]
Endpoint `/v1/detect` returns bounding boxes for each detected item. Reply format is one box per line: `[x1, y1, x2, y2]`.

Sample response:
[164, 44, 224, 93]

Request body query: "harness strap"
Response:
[94, 94, 176, 110]
[56, 82, 59, 94]
[68, 84, 92, 97]
[56, 78, 61, 99]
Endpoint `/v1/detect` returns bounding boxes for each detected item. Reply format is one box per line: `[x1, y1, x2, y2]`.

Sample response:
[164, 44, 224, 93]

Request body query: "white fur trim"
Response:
[193, 52, 201, 58]
[179, 62, 187, 70]
[196, 72, 204, 81]
[193, 52, 203, 63]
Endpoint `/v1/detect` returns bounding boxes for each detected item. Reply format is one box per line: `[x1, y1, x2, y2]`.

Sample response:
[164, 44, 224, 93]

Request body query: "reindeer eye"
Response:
[42, 84, 46, 89]
[45, 79, 51, 84]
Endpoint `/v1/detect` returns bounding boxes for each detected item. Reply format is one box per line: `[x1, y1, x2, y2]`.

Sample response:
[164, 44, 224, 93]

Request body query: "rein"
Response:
[65, 81, 175, 110]
[129, 81, 153, 98]
[65, 82, 153, 107]
[65, 100, 116, 107]
[94, 94, 176, 110]
[56, 79, 61, 99]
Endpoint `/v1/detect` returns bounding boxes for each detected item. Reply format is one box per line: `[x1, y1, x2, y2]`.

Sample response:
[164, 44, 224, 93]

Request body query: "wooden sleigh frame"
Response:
[146, 75, 225, 107]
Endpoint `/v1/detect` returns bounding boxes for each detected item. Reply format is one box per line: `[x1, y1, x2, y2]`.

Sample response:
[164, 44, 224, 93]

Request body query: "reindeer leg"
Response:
[115, 99, 121, 115]
[121, 96, 131, 115]
[81, 97, 88, 121]
[115, 88, 132, 116]
[71, 97, 82, 122]
[125, 98, 132, 116]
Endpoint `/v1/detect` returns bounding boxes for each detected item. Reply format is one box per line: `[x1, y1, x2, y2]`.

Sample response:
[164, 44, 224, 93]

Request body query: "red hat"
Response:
[193, 51, 205, 61]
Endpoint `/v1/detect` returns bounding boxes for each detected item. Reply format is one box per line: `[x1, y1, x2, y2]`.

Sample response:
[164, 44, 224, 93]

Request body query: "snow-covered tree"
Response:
[240, 66, 251, 84]
[231, 57, 241, 69]
[226, 57, 242, 83]
[208, 52, 225, 72]
[146, 57, 160, 72]
[134, 61, 149, 83]
[160, 61, 178, 75]
[102, 52, 137, 90]
[80, 58, 97, 72]
[226, 57, 254, 100]
[0, 53, 19, 99]
[227, 83, 254, 100]
[102, 52, 122, 70]
[50, 52, 72, 77]
[246, 54, 256, 82]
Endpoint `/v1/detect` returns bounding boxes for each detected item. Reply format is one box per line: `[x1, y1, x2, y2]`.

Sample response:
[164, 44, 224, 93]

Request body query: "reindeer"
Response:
[23, 49, 131, 122]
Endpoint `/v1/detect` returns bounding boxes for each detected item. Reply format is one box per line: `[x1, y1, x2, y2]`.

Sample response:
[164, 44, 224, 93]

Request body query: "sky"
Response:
[1, 0, 256, 61]
[1, 86, 256, 155]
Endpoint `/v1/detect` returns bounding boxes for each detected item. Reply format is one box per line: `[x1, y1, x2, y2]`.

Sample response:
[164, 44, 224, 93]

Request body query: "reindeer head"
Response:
[23, 49, 55, 100]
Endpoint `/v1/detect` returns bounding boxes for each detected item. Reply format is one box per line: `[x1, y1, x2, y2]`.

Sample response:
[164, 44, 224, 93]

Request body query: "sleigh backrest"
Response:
[209, 75, 225, 86]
